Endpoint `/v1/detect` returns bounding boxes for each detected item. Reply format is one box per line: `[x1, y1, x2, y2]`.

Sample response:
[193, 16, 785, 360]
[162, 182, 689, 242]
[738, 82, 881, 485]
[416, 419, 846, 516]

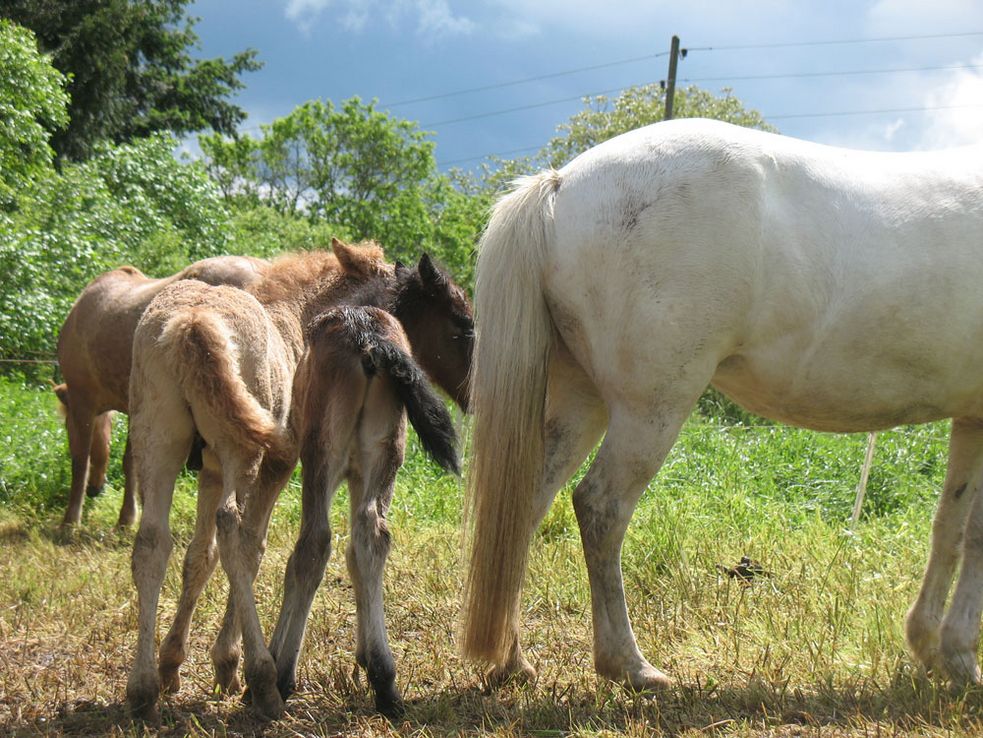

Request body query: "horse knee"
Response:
[289, 525, 332, 587]
[353, 510, 391, 559]
[132, 526, 173, 579]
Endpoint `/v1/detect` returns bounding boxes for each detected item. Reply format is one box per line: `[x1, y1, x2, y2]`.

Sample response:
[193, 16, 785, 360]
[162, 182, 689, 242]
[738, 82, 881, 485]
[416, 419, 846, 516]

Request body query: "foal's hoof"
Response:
[250, 683, 286, 721]
[486, 657, 537, 690]
[126, 679, 160, 723]
[375, 688, 405, 722]
[213, 660, 242, 696]
[623, 665, 672, 693]
[940, 648, 982, 687]
[86, 483, 105, 498]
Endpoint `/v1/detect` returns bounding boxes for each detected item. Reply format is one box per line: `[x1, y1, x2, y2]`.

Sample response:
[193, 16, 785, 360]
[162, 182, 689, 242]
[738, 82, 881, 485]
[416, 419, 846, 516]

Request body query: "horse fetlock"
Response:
[275, 666, 297, 701]
[366, 650, 397, 697]
[212, 652, 242, 695]
[85, 483, 105, 498]
[158, 645, 186, 694]
[939, 626, 982, 685]
[904, 607, 941, 670]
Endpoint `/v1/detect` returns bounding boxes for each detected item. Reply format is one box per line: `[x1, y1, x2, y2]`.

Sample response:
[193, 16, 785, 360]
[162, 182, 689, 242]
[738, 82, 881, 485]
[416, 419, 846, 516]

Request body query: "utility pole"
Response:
[664, 35, 681, 120]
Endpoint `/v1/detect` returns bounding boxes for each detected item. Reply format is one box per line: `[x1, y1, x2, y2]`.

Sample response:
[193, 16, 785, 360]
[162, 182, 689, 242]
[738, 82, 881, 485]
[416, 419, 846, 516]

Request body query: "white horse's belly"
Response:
[711, 335, 983, 432]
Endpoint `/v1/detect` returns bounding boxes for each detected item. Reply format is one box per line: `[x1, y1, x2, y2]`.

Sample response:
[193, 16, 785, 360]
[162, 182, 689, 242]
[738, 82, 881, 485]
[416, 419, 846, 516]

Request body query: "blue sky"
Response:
[188, 0, 983, 171]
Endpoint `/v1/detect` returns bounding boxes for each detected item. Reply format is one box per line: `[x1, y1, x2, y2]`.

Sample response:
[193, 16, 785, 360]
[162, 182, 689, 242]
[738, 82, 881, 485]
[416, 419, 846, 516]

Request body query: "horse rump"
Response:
[309, 306, 460, 475]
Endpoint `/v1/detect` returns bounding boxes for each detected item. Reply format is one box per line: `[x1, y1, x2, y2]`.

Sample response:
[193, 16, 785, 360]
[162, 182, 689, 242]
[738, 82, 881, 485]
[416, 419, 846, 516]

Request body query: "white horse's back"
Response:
[546, 119, 983, 431]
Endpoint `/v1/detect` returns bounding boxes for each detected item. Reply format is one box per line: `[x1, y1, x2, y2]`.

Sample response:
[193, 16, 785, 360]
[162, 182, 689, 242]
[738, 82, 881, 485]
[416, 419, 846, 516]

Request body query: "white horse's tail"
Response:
[462, 170, 561, 664]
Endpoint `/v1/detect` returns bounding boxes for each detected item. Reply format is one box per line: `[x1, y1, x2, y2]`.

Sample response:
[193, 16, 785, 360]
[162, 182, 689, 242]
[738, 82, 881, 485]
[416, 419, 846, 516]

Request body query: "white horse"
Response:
[462, 118, 983, 690]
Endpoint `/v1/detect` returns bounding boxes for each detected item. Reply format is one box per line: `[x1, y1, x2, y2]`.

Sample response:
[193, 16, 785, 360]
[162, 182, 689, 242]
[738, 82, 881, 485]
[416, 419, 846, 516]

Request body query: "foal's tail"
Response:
[368, 340, 460, 476]
[462, 170, 560, 665]
[161, 310, 290, 459]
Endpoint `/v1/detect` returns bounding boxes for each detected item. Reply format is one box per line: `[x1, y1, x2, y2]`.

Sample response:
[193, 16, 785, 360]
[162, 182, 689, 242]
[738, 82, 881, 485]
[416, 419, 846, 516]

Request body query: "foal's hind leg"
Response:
[158, 458, 223, 694]
[346, 408, 406, 718]
[125, 409, 194, 719]
[489, 347, 607, 687]
[211, 456, 292, 698]
[905, 419, 983, 674]
[269, 442, 349, 700]
[573, 400, 699, 690]
[213, 455, 292, 718]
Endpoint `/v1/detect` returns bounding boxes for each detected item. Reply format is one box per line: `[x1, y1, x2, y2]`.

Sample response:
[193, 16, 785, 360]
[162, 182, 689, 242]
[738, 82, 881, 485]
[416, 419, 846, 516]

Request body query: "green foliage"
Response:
[1, 0, 261, 161]
[227, 205, 351, 258]
[202, 97, 485, 284]
[543, 84, 776, 169]
[0, 134, 230, 358]
[0, 19, 68, 209]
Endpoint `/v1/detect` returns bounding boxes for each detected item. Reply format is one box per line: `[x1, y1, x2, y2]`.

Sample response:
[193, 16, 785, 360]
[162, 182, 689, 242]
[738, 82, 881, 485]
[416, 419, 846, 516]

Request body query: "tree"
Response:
[543, 84, 775, 168]
[0, 134, 231, 358]
[0, 20, 69, 209]
[201, 97, 463, 268]
[1, 0, 261, 161]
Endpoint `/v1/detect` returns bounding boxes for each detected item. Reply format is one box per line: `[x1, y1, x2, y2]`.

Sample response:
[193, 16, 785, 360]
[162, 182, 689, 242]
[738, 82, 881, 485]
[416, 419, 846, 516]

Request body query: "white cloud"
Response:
[284, 0, 474, 37]
[917, 52, 983, 149]
[867, 0, 983, 36]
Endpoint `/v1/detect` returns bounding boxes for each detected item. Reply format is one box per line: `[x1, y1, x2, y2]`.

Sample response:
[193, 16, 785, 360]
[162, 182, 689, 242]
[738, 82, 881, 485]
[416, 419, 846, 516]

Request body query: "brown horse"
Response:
[125, 241, 472, 721]
[268, 301, 467, 718]
[56, 256, 269, 528]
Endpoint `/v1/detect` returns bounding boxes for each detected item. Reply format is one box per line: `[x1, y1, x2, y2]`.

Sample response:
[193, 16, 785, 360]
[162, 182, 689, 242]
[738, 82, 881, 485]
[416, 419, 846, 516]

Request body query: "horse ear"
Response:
[419, 252, 445, 288]
[394, 260, 408, 276]
[334, 238, 387, 277]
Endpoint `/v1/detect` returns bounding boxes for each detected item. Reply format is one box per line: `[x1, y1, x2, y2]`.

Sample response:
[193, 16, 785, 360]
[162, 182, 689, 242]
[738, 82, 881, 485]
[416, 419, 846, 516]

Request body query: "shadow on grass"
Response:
[13, 673, 983, 737]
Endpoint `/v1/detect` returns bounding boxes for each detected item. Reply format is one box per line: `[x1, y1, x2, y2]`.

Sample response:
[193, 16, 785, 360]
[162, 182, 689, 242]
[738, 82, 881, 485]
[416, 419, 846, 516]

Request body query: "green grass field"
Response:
[3, 374, 983, 737]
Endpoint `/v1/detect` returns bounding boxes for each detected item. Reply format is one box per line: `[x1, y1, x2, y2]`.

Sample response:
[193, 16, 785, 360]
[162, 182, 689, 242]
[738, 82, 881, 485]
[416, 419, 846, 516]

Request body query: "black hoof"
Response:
[375, 689, 405, 722]
[86, 483, 105, 498]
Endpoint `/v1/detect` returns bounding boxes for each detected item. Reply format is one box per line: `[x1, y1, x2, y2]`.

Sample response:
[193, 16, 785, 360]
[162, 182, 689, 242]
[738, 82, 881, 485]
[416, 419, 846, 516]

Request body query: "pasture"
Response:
[2, 374, 982, 736]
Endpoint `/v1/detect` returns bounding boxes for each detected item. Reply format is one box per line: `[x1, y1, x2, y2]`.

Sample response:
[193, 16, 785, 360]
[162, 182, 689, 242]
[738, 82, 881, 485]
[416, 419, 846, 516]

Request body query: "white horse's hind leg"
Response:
[906, 419, 983, 673]
[937, 429, 983, 685]
[489, 346, 607, 687]
[573, 403, 696, 690]
[157, 458, 223, 694]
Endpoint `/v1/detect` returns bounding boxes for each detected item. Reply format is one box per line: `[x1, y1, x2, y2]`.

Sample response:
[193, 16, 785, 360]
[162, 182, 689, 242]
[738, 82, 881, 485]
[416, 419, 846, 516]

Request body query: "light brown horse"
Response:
[125, 241, 472, 721]
[56, 255, 268, 528]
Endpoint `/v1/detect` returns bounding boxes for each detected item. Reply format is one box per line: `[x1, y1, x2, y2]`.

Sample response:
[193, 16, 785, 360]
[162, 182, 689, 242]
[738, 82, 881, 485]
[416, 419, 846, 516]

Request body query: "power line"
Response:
[422, 60, 983, 129]
[422, 84, 640, 128]
[686, 30, 983, 52]
[383, 50, 671, 108]
[436, 103, 983, 167]
[395, 31, 983, 115]
[768, 102, 983, 120]
[440, 144, 543, 167]
[681, 62, 983, 85]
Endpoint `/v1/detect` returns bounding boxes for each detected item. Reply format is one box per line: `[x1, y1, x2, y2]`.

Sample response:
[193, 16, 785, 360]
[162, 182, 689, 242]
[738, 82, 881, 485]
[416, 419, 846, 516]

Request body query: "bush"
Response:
[0, 134, 231, 359]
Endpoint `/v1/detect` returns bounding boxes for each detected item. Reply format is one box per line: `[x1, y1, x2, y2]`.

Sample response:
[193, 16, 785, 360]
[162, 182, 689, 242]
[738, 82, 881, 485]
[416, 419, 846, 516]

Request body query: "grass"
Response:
[2, 374, 983, 736]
